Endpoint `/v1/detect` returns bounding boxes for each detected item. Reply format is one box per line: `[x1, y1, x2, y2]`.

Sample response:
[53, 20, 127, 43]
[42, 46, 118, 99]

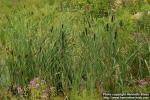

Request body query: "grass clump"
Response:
[0, 0, 150, 99]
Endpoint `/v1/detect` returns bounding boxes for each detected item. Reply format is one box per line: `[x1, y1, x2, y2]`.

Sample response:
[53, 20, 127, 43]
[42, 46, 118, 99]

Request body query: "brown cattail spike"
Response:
[85, 27, 88, 35]
[106, 23, 109, 31]
[114, 31, 117, 40]
[51, 26, 53, 32]
[119, 20, 123, 27]
[111, 15, 115, 22]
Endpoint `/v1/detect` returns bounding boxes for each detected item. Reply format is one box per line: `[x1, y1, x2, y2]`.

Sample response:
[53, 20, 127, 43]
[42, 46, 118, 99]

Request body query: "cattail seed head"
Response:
[85, 27, 88, 35]
[106, 23, 109, 31]
[111, 15, 115, 22]
[114, 31, 117, 40]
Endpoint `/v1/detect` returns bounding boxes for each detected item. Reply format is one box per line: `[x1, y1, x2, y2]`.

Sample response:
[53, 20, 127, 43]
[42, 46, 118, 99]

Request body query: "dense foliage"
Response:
[0, 0, 150, 99]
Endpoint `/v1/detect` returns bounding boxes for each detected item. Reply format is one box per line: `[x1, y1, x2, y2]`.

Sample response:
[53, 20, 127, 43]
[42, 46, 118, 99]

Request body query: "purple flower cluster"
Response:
[28, 77, 49, 99]
[29, 77, 46, 89]
[137, 79, 150, 86]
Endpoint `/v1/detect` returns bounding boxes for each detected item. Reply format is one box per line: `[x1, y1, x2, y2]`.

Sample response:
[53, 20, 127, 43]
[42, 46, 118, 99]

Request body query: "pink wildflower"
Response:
[137, 79, 150, 86]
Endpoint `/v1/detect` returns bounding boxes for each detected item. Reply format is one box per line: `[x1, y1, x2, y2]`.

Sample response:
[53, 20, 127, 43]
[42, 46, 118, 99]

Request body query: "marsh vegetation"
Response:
[0, 0, 150, 99]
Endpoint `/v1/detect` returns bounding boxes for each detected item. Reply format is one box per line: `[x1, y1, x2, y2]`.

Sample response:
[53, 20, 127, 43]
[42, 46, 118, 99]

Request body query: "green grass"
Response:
[0, 0, 150, 99]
